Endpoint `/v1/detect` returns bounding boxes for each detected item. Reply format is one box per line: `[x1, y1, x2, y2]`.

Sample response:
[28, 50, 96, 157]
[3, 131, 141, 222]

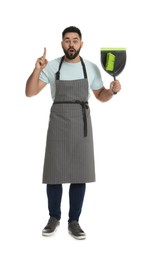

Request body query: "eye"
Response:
[73, 40, 78, 44]
[64, 39, 70, 44]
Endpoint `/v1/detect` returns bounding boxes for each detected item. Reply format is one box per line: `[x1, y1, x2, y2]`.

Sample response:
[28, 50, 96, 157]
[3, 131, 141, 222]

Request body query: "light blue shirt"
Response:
[39, 57, 103, 100]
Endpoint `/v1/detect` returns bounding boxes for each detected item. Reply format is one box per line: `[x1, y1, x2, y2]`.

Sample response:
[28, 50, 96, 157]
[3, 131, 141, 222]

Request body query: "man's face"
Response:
[61, 32, 83, 60]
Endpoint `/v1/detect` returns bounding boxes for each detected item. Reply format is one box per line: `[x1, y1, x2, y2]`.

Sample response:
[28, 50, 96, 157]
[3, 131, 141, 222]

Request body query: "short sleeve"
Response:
[90, 65, 104, 90]
[39, 68, 49, 84]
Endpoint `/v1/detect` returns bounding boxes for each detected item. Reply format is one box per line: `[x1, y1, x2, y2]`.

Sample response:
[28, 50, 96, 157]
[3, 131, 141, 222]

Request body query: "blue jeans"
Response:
[46, 183, 86, 222]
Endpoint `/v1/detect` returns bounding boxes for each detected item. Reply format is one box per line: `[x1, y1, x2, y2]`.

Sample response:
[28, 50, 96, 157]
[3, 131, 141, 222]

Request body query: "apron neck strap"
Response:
[80, 56, 87, 79]
[56, 56, 64, 80]
[56, 56, 87, 80]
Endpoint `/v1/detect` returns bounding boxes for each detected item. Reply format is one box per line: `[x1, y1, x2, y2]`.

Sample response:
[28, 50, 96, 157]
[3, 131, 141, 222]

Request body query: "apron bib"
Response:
[42, 57, 96, 184]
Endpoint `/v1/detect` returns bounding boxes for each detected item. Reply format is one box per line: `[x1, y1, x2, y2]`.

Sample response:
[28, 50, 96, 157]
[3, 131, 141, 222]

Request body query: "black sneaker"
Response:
[68, 221, 86, 240]
[42, 217, 60, 236]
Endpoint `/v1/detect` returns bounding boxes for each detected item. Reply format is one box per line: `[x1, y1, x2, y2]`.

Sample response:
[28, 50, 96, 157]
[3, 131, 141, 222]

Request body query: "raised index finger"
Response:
[43, 47, 46, 59]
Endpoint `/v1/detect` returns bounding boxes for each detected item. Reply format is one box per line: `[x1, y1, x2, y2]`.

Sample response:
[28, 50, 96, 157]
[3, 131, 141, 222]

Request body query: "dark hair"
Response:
[62, 26, 82, 39]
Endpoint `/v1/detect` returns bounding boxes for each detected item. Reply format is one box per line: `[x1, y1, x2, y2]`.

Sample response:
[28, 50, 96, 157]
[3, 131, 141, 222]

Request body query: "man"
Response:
[25, 26, 121, 240]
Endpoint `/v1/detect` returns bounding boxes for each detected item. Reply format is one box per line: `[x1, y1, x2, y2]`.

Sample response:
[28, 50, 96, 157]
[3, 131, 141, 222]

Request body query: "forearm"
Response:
[25, 69, 41, 97]
[97, 88, 113, 102]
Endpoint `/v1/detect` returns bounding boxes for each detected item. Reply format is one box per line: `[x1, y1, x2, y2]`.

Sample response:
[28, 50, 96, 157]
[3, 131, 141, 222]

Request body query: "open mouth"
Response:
[68, 48, 75, 55]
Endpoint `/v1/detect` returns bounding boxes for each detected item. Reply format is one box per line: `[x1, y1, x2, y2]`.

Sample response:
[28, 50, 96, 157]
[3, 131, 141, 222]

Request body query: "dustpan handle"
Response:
[113, 75, 117, 94]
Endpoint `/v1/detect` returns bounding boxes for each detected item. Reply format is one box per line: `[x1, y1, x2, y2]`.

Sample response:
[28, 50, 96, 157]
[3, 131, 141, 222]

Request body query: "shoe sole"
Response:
[68, 230, 86, 240]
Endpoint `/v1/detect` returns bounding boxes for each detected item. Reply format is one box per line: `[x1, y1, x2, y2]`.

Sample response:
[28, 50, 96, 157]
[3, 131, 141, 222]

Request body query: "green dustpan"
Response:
[100, 48, 126, 80]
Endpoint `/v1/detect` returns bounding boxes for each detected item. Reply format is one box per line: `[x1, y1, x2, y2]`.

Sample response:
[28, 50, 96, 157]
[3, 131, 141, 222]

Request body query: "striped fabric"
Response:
[42, 78, 96, 184]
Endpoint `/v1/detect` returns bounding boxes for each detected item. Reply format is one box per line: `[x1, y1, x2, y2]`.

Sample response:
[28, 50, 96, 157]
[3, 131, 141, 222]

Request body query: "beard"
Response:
[63, 47, 81, 60]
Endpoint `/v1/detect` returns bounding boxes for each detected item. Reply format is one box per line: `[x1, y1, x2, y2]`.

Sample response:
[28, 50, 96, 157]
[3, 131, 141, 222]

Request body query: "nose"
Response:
[69, 42, 74, 48]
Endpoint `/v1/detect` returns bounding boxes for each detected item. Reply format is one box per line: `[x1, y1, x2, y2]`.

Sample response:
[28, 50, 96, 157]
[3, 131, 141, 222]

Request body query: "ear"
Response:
[81, 41, 83, 48]
[61, 41, 63, 48]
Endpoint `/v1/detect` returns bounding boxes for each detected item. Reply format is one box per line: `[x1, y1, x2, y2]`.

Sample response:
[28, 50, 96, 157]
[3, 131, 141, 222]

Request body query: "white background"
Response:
[0, 0, 147, 259]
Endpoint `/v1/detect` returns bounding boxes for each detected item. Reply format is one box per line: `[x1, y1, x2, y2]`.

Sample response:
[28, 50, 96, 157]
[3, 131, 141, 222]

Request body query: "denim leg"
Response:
[46, 184, 62, 220]
[68, 183, 86, 222]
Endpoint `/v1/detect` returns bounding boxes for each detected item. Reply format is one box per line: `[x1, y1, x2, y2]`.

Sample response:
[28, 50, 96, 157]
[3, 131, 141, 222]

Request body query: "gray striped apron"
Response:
[42, 56, 96, 184]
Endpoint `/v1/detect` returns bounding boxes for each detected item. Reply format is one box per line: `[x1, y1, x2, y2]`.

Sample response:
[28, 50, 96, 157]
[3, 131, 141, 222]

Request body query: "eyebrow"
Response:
[64, 37, 79, 40]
